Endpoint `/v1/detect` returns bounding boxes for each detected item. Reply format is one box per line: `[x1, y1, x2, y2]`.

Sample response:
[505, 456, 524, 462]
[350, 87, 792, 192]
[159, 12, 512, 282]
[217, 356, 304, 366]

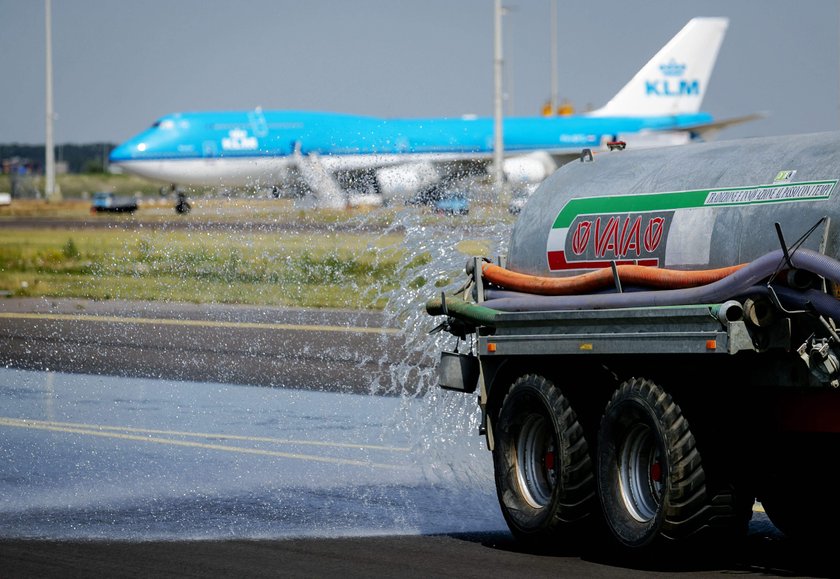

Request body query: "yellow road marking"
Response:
[0, 417, 409, 452]
[0, 417, 408, 470]
[0, 312, 399, 335]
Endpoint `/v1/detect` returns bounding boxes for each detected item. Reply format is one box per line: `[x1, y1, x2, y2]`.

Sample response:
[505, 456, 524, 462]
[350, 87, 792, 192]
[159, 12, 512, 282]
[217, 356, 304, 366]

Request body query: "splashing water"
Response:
[0, 181, 519, 539]
[361, 189, 513, 498]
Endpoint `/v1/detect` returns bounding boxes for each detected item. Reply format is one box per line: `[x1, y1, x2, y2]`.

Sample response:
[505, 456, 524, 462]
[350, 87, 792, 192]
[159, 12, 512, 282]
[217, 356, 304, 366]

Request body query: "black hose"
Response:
[741, 285, 840, 323]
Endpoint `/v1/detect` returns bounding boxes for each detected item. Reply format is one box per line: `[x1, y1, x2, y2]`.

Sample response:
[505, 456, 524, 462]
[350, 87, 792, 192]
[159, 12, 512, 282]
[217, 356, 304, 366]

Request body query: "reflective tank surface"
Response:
[508, 132, 840, 276]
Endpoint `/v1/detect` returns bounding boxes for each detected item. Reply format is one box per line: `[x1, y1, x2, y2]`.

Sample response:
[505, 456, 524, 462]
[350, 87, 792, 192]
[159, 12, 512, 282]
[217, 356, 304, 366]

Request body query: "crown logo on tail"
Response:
[659, 59, 686, 77]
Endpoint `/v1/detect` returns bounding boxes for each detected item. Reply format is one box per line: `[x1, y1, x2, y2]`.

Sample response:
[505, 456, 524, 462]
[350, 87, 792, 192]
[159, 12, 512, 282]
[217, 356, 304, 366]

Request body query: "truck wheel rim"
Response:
[515, 415, 556, 508]
[618, 423, 662, 522]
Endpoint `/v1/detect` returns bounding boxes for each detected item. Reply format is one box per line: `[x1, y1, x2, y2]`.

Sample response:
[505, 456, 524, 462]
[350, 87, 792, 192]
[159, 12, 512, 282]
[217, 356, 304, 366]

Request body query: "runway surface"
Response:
[0, 298, 835, 577]
[0, 367, 497, 540]
[0, 297, 415, 393]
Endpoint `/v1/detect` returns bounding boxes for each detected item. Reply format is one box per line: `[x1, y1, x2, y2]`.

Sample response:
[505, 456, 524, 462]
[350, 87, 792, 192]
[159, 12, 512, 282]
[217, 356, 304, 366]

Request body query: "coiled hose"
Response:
[481, 248, 840, 313]
[427, 249, 840, 328]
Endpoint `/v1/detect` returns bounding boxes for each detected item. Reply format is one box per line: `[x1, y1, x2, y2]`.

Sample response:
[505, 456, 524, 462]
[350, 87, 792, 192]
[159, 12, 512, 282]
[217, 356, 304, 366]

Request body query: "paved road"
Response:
[0, 297, 420, 394]
[3, 532, 836, 578]
[0, 298, 832, 577]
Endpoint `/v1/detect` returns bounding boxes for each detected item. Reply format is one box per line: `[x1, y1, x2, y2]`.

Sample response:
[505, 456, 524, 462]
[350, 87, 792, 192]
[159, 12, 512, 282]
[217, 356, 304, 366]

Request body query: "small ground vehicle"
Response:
[433, 193, 469, 215]
[407, 184, 469, 215]
[91, 192, 138, 213]
[508, 184, 538, 215]
[427, 132, 840, 553]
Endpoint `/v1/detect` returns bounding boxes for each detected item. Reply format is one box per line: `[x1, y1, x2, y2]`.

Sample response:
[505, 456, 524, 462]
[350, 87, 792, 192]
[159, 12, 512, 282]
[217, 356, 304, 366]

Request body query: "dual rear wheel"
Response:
[493, 374, 749, 552]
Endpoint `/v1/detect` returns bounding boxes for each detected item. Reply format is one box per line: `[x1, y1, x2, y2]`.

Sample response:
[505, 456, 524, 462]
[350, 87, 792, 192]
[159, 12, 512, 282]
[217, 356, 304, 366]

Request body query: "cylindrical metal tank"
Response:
[508, 132, 840, 277]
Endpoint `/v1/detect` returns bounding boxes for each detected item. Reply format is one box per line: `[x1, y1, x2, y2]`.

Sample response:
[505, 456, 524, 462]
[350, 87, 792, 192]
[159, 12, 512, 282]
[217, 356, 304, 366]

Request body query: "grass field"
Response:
[0, 172, 514, 308]
[0, 227, 418, 309]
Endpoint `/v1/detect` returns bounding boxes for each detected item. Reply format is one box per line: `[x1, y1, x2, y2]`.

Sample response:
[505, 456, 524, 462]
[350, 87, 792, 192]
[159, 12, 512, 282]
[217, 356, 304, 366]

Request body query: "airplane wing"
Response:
[682, 112, 769, 141]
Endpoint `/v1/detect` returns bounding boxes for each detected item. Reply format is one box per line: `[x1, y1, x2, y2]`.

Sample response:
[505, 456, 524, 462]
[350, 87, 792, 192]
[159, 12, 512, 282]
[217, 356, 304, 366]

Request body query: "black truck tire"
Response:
[492, 374, 595, 545]
[597, 377, 710, 549]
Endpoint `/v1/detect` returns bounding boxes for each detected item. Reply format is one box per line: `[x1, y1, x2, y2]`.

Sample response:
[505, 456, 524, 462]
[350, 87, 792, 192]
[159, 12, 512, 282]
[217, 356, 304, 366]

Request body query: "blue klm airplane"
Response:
[110, 17, 755, 211]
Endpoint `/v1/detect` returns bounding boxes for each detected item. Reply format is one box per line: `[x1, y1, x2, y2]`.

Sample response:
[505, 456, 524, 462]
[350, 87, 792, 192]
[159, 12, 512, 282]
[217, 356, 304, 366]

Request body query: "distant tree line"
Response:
[0, 143, 116, 174]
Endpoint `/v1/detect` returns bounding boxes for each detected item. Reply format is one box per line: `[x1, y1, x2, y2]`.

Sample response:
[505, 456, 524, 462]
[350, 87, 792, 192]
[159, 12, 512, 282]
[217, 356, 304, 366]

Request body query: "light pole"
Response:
[45, 0, 59, 200]
[493, 0, 505, 200]
[550, 0, 558, 115]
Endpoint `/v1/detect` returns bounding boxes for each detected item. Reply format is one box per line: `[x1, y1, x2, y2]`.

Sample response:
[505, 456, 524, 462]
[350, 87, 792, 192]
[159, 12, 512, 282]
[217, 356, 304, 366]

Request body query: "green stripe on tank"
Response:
[551, 180, 836, 229]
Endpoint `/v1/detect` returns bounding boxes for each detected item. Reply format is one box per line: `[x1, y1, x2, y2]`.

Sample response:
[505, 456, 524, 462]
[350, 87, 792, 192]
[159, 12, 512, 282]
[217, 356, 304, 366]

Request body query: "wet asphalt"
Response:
[0, 298, 834, 577]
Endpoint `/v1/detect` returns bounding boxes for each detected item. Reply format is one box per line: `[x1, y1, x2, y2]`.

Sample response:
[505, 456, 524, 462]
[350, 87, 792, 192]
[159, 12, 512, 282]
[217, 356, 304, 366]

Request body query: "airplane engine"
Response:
[376, 162, 440, 203]
[502, 151, 558, 185]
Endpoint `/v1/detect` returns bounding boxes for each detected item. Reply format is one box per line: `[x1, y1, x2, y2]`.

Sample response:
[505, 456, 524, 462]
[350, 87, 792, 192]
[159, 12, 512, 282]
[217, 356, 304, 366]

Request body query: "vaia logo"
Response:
[645, 59, 699, 96]
[222, 129, 258, 151]
[569, 213, 669, 261]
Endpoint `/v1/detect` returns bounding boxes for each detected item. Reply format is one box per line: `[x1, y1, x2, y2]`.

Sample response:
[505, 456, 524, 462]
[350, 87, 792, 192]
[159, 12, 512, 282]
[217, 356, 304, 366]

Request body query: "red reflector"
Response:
[706, 340, 717, 350]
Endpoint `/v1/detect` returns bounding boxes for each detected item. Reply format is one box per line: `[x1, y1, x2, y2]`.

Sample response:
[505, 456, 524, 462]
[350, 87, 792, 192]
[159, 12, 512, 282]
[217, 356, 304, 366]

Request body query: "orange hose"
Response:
[481, 262, 747, 296]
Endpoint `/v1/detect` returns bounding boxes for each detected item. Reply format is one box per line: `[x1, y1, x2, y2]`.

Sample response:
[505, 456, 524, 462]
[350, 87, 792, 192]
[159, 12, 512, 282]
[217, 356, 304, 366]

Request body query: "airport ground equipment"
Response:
[426, 132, 840, 551]
[90, 191, 138, 213]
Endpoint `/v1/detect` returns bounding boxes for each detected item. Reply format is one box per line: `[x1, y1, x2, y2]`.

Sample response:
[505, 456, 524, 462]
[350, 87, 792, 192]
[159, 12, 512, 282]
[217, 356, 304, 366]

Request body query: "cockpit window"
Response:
[152, 120, 175, 130]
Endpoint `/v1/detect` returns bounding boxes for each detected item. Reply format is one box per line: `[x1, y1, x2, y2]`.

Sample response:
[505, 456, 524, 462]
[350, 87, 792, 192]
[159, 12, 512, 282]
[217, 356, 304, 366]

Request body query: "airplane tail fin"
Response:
[589, 17, 729, 118]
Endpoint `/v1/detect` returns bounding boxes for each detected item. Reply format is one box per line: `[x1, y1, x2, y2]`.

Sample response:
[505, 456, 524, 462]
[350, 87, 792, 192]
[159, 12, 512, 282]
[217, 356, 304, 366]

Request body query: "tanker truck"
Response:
[426, 131, 840, 551]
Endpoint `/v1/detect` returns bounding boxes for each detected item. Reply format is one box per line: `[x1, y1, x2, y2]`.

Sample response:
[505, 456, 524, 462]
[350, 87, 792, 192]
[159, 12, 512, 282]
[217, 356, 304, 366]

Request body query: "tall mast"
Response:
[45, 0, 59, 200]
[493, 0, 505, 198]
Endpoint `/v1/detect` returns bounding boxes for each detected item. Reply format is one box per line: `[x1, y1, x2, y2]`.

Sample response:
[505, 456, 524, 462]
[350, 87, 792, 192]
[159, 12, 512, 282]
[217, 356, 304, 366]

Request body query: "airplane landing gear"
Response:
[175, 191, 191, 214]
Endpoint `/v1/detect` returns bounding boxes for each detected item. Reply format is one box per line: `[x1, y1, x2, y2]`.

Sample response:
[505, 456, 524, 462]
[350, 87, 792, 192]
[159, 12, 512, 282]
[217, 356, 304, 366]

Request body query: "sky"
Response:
[1, 0, 838, 145]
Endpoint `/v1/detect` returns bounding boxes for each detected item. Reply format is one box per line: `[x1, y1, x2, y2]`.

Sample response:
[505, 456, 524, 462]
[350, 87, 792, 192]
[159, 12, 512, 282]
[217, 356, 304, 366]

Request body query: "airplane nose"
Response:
[109, 144, 127, 163]
[109, 142, 136, 164]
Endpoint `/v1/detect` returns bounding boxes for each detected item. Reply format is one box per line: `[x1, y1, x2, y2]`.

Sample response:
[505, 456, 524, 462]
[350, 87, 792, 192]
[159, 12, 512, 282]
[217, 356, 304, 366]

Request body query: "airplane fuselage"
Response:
[109, 18, 738, 196]
[109, 110, 712, 187]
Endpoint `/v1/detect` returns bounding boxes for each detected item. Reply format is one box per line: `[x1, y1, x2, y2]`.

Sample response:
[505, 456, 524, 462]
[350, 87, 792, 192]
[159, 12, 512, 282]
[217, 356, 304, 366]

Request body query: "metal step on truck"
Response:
[426, 132, 840, 552]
